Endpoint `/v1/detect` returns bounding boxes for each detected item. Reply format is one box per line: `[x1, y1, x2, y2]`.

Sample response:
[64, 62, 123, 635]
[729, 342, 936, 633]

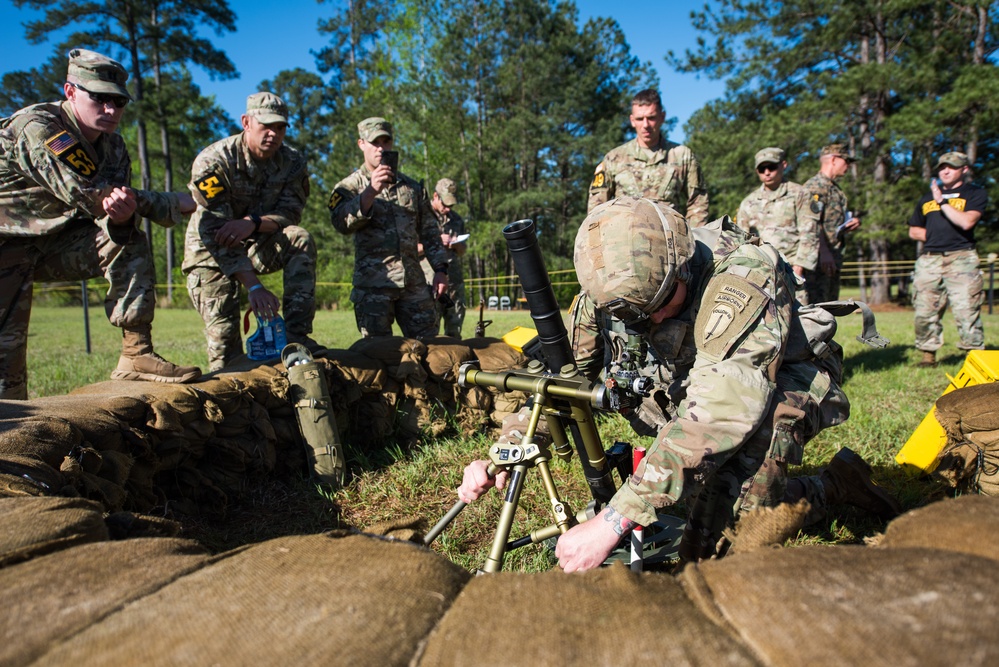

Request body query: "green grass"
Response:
[22, 300, 999, 569]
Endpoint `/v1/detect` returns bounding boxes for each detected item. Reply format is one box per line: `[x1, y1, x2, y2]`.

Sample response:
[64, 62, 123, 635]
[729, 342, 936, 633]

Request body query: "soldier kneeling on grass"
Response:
[458, 197, 901, 571]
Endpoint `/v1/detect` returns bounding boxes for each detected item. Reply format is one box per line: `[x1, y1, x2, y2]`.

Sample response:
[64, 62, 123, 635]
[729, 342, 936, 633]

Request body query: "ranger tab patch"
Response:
[46, 131, 96, 177]
[694, 273, 766, 360]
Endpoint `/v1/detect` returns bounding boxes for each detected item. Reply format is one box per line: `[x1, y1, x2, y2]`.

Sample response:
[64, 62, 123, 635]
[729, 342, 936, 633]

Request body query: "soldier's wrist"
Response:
[249, 213, 263, 232]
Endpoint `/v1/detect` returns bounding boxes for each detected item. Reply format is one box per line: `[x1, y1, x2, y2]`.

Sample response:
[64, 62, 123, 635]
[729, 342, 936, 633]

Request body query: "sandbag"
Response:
[1, 537, 208, 667]
[878, 495, 999, 563]
[466, 337, 529, 372]
[0, 496, 108, 568]
[423, 338, 476, 382]
[680, 544, 999, 666]
[416, 563, 758, 666]
[935, 383, 999, 437]
[34, 533, 470, 667]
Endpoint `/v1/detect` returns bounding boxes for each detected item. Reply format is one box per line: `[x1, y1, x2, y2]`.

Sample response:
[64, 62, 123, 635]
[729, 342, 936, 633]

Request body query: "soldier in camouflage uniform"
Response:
[420, 178, 467, 338]
[908, 151, 986, 367]
[587, 89, 709, 226]
[459, 198, 899, 570]
[803, 144, 861, 303]
[183, 92, 319, 372]
[329, 117, 449, 338]
[0, 49, 201, 399]
[736, 147, 819, 303]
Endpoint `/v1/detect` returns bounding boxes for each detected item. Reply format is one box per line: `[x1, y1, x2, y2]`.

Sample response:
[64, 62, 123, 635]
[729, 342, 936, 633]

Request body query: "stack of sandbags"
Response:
[931, 383, 999, 495]
[2, 492, 999, 665]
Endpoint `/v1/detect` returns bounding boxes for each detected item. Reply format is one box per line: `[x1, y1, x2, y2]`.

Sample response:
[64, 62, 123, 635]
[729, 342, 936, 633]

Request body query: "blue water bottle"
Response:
[244, 309, 287, 361]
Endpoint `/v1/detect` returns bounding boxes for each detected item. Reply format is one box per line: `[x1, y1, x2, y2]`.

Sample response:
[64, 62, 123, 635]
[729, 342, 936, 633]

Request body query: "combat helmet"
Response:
[574, 197, 694, 325]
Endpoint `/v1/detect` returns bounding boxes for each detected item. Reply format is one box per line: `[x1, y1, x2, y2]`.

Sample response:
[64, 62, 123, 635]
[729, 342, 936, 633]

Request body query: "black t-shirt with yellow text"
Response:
[909, 181, 986, 253]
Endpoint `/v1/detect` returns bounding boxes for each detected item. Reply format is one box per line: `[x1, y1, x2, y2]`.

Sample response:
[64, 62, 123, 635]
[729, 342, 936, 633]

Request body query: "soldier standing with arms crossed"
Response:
[0, 49, 200, 399]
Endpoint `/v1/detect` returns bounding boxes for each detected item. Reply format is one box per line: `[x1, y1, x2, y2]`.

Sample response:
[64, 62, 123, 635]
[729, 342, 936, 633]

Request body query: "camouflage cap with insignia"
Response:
[820, 144, 856, 162]
[245, 92, 288, 124]
[67, 48, 131, 99]
[754, 147, 785, 168]
[358, 117, 393, 142]
[435, 178, 458, 206]
[934, 151, 970, 170]
[574, 197, 694, 322]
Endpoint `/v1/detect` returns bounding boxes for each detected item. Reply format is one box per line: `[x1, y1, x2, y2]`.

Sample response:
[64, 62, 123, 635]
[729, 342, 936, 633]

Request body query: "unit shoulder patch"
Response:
[694, 273, 767, 360]
[46, 131, 96, 177]
[193, 171, 226, 203]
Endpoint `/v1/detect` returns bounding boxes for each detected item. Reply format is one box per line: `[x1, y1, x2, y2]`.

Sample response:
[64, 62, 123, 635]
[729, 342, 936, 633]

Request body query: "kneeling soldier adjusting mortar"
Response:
[424, 219, 654, 573]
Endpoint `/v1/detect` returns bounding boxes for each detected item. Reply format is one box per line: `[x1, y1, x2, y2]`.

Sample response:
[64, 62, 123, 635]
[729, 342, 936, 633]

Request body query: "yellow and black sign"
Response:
[45, 131, 96, 177]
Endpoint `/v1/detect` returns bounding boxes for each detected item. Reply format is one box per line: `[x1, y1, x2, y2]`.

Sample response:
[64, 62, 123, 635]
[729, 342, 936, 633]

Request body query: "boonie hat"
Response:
[67, 49, 131, 99]
[934, 151, 970, 170]
[820, 144, 856, 162]
[245, 92, 288, 124]
[755, 147, 785, 168]
[358, 117, 393, 142]
[435, 178, 458, 206]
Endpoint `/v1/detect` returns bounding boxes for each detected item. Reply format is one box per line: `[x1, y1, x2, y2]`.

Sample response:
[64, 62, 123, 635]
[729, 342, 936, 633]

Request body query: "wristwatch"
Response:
[250, 213, 263, 233]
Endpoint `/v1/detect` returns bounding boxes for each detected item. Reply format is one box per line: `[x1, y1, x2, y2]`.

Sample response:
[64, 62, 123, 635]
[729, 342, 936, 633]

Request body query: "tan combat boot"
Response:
[917, 350, 937, 368]
[112, 326, 202, 384]
[820, 448, 902, 521]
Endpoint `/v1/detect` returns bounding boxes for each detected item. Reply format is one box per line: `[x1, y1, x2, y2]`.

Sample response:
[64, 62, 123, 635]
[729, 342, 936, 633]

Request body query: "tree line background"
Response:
[3, 0, 998, 308]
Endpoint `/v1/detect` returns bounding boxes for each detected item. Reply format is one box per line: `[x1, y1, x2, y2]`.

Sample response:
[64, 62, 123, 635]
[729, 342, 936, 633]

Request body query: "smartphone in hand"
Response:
[380, 150, 399, 183]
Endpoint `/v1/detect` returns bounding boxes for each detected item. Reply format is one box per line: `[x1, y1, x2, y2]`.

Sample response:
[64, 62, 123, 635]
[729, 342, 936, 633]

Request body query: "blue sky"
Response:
[0, 0, 726, 141]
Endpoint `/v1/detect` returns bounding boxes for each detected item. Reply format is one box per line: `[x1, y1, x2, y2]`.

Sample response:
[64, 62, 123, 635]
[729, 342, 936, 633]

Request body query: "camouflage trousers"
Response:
[803, 253, 843, 305]
[186, 225, 317, 371]
[913, 249, 984, 352]
[674, 358, 850, 562]
[437, 280, 466, 338]
[0, 219, 156, 399]
[351, 282, 439, 339]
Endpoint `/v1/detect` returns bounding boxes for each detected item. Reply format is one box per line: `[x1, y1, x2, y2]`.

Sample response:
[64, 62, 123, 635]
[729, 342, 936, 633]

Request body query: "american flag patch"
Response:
[45, 131, 78, 156]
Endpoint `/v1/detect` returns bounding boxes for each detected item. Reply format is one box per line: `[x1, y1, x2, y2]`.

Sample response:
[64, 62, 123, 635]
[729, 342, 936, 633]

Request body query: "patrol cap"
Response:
[246, 92, 288, 124]
[358, 117, 393, 142]
[935, 151, 970, 170]
[754, 147, 785, 168]
[67, 49, 130, 99]
[820, 144, 856, 162]
[435, 178, 458, 206]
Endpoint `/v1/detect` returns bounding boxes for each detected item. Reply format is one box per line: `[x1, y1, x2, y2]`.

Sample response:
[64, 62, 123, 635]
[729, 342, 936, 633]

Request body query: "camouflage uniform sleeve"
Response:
[569, 291, 603, 383]
[609, 270, 782, 527]
[419, 185, 449, 272]
[188, 149, 252, 276]
[586, 160, 611, 213]
[793, 185, 820, 271]
[328, 173, 370, 234]
[15, 117, 117, 220]
[679, 146, 709, 227]
[133, 190, 185, 229]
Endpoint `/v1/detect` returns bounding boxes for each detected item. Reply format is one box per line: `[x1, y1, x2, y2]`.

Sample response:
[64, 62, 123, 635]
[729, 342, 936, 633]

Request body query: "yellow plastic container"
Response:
[502, 326, 539, 353]
[896, 350, 999, 476]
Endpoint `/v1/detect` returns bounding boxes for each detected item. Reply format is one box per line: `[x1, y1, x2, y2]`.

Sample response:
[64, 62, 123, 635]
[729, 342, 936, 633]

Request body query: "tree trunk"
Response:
[152, 5, 175, 301]
[125, 4, 154, 262]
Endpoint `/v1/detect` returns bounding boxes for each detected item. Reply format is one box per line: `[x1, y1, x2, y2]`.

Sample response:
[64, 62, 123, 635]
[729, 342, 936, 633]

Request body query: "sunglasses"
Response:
[69, 82, 130, 109]
[757, 163, 780, 173]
